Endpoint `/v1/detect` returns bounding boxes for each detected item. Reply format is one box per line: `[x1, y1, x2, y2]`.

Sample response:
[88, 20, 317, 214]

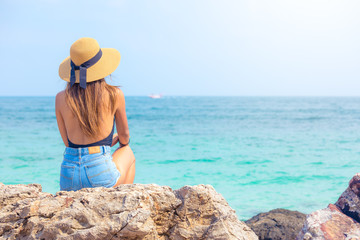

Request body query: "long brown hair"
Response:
[65, 78, 118, 137]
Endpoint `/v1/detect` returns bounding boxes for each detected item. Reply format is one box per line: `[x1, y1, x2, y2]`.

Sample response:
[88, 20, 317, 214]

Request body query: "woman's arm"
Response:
[55, 91, 69, 147]
[111, 133, 119, 147]
[114, 88, 130, 147]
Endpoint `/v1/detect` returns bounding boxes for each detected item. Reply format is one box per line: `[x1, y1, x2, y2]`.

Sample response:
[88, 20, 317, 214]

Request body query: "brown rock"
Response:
[335, 173, 360, 223]
[0, 183, 258, 240]
[297, 173, 360, 240]
[245, 208, 306, 240]
[295, 174, 360, 239]
[297, 204, 360, 240]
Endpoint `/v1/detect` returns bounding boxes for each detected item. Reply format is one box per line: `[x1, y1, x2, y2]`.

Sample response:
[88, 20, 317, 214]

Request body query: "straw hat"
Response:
[59, 37, 120, 88]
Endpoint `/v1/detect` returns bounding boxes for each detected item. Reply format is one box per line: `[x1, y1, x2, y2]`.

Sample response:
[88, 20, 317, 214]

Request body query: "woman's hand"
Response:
[111, 133, 119, 147]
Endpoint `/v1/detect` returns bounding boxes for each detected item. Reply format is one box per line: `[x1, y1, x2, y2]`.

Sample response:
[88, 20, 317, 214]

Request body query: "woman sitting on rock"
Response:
[55, 37, 136, 191]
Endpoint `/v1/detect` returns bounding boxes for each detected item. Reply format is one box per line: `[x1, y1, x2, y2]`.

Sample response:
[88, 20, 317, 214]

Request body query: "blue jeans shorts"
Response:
[60, 146, 121, 191]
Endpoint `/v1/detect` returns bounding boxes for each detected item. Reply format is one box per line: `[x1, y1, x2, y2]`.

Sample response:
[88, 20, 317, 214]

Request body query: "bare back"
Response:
[55, 88, 129, 147]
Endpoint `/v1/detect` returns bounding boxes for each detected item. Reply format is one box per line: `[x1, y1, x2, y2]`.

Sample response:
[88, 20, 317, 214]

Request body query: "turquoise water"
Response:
[1, 96, 359, 220]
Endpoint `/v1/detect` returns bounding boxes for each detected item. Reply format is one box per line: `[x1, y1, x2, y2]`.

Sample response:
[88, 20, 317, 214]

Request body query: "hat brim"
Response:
[58, 48, 121, 83]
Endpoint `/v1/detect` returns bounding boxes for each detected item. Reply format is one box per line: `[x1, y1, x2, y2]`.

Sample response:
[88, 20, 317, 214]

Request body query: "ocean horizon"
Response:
[2, 95, 360, 97]
[0, 96, 359, 220]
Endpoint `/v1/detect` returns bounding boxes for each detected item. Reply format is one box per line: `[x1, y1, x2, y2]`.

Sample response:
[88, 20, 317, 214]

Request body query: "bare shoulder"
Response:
[55, 90, 66, 109]
[115, 87, 124, 98]
[56, 90, 65, 101]
[114, 87, 125, 106]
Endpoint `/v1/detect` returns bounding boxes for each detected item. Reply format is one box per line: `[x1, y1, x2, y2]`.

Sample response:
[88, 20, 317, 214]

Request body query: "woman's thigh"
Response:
[112, 146, 135, 186]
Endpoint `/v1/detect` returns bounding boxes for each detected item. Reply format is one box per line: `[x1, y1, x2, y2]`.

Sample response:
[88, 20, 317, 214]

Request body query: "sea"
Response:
[1, 96, 359, 220]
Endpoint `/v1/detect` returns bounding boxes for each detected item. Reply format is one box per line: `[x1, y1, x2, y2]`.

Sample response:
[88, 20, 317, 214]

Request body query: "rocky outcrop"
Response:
[0, 183, 258, 240]
[245, 208, 306, 240]
[297, 174, 360, 240]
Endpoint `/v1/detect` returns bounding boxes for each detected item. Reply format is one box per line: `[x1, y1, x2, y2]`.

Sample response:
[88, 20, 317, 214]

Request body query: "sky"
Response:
[1, 0, 360, 96]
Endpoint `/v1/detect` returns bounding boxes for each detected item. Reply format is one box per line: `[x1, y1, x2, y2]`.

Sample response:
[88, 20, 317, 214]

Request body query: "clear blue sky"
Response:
[1, 0, 359, 96]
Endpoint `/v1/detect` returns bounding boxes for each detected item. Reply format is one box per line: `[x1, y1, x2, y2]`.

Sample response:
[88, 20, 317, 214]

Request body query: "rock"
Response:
[245, 208, 306, 240]
[0, 183, 258, 240]
[297, 174, 360, 240]
[296, 204, 360, 240]
[335, 173, 360, 223]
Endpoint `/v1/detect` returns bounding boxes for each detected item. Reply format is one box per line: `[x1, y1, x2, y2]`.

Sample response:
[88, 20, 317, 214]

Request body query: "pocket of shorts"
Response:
[85, 159, 115, 187]
[60, 165, 75, 191]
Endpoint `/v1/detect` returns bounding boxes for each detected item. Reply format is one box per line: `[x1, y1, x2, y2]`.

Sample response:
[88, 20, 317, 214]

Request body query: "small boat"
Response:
[148, 94, 162, 99]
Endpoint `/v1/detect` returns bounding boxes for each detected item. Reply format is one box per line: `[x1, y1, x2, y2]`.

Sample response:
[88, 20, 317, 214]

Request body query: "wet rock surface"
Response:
[245, 208, 306, 240]
[0, 183, 258, 240]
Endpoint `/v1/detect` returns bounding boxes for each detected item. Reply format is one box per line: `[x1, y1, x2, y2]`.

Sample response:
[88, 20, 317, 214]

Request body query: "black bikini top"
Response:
[67, 120, 115, 148]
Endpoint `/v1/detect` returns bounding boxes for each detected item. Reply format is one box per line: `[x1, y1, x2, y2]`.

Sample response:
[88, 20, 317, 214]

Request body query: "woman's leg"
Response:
[112, 146, 136, 187]
[124, 160, 136, 184]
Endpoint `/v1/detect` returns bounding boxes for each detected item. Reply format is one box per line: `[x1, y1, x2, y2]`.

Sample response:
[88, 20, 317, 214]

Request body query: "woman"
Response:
[55, 37, 135, 191]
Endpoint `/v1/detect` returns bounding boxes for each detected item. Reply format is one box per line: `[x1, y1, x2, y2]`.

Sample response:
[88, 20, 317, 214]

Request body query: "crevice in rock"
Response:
[341, 203, 360, 223]
[109, 221, 129, 240]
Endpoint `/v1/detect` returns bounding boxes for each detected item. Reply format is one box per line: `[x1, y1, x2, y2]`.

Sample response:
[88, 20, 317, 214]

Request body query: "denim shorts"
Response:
[60, 146, 121, 191]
